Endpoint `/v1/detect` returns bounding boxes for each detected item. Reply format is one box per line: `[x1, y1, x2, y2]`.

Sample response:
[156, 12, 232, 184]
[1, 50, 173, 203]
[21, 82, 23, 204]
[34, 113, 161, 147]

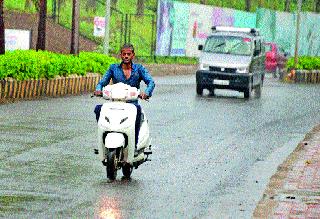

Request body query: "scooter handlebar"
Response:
[91, 92, 149, 101]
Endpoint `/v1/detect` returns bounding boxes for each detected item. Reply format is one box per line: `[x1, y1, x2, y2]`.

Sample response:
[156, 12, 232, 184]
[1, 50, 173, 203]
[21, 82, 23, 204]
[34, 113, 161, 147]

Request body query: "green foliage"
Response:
[0, 50, 119, 80]
[287, 56, 320, 70]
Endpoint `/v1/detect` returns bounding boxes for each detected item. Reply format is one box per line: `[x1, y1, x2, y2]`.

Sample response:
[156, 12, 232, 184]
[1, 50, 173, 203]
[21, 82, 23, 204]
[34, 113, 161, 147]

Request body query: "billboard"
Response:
[93, 16, 106, 37]
[156, 0, 256, 57]
[5, 29, 31, 51]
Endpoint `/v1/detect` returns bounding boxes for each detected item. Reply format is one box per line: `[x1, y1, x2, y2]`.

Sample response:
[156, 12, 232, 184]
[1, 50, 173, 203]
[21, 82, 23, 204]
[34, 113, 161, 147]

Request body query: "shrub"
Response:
[287, 56, 320, 70]
[0, 50, 119, 80]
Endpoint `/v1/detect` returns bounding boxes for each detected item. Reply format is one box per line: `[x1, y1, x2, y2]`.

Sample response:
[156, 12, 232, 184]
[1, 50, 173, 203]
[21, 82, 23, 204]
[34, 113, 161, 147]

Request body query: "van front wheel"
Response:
[244, 87, 252, 99]
[196, 84, 203, 96]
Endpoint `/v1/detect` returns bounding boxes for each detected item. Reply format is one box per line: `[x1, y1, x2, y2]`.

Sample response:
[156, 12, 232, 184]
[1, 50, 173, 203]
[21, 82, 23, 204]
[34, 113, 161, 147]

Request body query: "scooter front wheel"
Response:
[106, 149, 117, 180]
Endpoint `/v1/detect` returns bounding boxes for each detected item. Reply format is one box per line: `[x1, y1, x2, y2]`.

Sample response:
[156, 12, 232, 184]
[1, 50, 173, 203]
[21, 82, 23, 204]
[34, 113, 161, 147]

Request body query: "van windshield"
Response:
[204, 35, 252, 56]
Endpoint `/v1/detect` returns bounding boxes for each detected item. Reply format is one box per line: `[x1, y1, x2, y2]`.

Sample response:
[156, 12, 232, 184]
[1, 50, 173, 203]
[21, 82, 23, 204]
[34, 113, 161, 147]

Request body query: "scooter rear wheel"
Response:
[106, 150, 117, 180]
[122, 163, 133, 179]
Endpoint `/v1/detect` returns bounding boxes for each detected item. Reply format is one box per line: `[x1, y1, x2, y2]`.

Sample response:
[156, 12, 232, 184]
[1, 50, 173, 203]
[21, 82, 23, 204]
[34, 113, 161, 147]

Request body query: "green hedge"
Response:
[287, 56, 320, 70]
[0, 50, 119, 80]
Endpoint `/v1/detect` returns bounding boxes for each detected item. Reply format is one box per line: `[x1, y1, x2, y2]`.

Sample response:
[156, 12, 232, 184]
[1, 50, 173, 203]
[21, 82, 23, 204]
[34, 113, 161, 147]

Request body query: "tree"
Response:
[285, 0, 290, 11]
[136, 0, 144, 15]
[0, 0, 5, 54]
[70, 0, 80, 55]
[316, 0, 320, 12]
[245, 0, 251, 11]
[200, 0, 208, 4]
[36, 0, 47, 51]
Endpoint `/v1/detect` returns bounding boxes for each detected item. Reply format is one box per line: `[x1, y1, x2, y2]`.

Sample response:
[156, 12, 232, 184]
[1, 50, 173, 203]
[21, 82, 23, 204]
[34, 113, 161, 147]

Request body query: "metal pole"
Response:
[294, 0, 302, 68]
[103, 0, 111, 55]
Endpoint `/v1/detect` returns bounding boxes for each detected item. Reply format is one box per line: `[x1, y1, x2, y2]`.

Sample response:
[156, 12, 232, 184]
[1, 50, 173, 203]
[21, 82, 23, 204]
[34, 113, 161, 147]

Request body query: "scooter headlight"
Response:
[120, 117, 128, 124]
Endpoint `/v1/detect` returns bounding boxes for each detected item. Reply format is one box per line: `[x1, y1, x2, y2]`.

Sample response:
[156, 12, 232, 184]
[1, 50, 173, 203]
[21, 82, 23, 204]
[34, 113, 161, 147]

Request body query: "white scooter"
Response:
[93, 83, 152, 180]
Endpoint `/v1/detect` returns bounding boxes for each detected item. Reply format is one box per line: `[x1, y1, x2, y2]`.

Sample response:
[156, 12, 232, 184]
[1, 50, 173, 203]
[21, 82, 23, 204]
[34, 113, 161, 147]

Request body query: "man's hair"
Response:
[120, 43, 135, 53]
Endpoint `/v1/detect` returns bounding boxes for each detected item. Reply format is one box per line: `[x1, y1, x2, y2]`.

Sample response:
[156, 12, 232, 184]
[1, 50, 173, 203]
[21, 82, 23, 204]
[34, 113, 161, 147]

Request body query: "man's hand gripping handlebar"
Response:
[139, 92, 150, 101]
[93, 90, 103, 97]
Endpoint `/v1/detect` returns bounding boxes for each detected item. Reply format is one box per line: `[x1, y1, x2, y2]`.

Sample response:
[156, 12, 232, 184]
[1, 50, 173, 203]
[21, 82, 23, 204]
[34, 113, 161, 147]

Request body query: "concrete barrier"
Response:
[144, 64, 197, 76]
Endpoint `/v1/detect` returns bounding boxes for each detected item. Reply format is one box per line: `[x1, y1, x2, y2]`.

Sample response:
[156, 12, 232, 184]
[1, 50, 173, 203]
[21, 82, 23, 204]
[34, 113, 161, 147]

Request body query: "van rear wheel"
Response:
[255, 84, 262, 98]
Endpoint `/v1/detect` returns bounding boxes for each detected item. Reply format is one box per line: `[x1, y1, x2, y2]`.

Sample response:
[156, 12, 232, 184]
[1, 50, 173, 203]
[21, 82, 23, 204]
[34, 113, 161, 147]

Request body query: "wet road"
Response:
[0, 75, 319, 218]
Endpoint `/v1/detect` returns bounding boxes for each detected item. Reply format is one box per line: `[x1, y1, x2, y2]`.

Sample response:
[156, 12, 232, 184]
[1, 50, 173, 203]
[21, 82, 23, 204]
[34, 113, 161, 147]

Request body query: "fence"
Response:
[0, 74, 101, 103]
[293, 70, 320, 83]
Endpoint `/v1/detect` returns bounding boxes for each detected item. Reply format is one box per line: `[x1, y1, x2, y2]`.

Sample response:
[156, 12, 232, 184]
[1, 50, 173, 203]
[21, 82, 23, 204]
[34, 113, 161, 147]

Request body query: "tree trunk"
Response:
[0, 0, 5, 54]
[36, 0, 47, 51]
[70, 0, 80, 55]
[316, 0, 320, 12]
[284, 0, 291, 11]
[136, 0, 144, 16]
[85, 0, 96, 13]
[200, 0, 207, 4]
[245, 0, 251, 11]
[285, 0, 290, 11]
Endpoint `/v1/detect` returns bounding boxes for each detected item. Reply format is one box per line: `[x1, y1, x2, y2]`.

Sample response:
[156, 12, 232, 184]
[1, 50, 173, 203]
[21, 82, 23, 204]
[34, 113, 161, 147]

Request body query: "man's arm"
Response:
[96, 65, 114, 91]
[139, 65, 155, 97]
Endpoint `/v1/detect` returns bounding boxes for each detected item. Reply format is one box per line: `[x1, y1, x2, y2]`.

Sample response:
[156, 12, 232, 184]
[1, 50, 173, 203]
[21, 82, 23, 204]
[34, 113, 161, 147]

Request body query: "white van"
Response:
[196, 26, 265, 98]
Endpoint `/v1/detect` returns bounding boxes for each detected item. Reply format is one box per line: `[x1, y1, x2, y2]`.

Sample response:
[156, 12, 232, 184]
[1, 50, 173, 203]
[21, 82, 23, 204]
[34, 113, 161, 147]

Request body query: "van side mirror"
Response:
[198, 45, 203, 51]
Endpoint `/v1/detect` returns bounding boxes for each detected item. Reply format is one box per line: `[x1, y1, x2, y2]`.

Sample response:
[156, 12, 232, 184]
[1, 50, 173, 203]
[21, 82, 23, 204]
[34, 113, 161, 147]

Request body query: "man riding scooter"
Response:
[93, 43, 155, 154]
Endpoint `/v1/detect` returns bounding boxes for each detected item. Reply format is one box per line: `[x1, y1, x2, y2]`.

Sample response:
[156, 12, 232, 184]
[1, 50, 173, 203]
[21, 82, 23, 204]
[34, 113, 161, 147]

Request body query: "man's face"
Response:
[120, 48, 134, 64]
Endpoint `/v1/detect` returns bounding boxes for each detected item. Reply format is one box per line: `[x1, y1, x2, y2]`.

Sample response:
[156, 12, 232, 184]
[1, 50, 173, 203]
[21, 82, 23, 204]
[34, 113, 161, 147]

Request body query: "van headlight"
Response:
[199, 63, 210, 70]
[236, 67, 249, 73]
